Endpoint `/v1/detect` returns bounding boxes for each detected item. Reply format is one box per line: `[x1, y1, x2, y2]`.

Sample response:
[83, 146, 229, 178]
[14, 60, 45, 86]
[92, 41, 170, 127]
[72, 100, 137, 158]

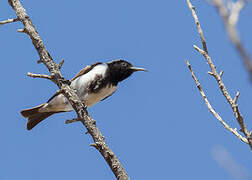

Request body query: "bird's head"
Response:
[107, 59, 147, 83]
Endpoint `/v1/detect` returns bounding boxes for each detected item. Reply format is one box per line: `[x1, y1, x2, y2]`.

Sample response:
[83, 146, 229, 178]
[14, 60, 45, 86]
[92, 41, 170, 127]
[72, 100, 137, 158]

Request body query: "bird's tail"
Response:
[20, 104, 55, 130]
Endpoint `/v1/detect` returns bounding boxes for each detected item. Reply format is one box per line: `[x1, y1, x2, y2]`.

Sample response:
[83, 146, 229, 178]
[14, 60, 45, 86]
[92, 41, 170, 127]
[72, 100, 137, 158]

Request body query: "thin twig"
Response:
[187, 0, 252, 150]
[193, 35, 252, 150]
[186, 0, 208, 53]
[0, 18, 19, 25]
[90, 143, 98, 148]
[208, 71, 214, 76]
[186, 60, 248, 144]
[58, 58, 64, 69]
[65, 118, 81, 124]
[233, 91, 240, 104]
[17, 28, 26, 33]
[193, 44, 237, 109]
[27, 72, 52, 80]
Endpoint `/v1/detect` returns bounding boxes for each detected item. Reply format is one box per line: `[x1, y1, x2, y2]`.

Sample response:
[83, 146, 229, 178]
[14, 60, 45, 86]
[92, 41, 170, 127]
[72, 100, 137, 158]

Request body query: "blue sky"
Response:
[1, 0, 252, 179]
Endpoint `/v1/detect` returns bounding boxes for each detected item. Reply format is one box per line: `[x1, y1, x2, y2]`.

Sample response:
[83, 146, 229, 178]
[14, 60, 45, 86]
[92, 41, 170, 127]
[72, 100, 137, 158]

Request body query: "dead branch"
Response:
[186, 60, 248, 143]
[186, 0, 252, 150]
[27, 72, 52, 80]
[0, 18, 19, 25]
[65, 118, 81, 124]
[211, 0, 252, 81]
[7, 0, 130, 179]
[58, 58, 64, 69]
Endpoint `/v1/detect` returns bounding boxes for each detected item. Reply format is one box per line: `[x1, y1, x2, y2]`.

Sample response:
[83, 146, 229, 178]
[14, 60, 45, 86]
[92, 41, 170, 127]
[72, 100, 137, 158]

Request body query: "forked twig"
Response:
[186, 60, 247, 143]
[186, 0, 252, 150]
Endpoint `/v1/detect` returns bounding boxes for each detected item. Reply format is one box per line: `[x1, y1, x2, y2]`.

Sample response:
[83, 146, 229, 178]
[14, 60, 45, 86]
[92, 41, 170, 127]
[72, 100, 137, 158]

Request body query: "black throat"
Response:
[107, 62, 133, 86]
[88, 60, 134, 93]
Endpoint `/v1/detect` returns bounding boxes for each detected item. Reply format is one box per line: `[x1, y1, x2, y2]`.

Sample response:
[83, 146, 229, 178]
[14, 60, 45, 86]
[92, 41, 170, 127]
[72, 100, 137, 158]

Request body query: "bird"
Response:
[21, 59, 147, 130]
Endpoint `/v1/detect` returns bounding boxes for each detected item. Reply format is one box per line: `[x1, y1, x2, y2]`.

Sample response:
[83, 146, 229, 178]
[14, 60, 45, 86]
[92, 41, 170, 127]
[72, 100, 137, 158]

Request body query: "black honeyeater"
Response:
[21, 59, 147, 130]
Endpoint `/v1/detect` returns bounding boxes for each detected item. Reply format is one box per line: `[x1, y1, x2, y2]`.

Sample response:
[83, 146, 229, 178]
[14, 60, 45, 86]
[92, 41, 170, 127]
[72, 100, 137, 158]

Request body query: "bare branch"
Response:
[187, 0, 252, 150]
[8, 0, 129, 179]
[27, 72, 52, 80]
[17, 28, 26, 33]
[0, 18, 19, 25]
[186, 60, 248, 144]
[233, 91, 240, 104]
[193, 45, 234, 107]
[90, 143, 98, 148]
[187, 0, 208, 53]
[193, 45, 205, 54]
[211, 0, 252, 81]
[208, 71, 214, 76]
[65, 118, 81, 124]
[58, 58, 64, 69]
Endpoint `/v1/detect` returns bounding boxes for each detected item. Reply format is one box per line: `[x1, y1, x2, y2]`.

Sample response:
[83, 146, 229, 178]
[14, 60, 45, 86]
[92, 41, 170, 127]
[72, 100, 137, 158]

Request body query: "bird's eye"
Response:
[122, 62, 127, 66]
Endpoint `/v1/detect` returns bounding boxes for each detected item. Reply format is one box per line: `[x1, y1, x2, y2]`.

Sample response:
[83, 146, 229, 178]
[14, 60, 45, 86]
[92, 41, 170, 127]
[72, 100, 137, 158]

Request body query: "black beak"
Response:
[130, 67, 148, 72]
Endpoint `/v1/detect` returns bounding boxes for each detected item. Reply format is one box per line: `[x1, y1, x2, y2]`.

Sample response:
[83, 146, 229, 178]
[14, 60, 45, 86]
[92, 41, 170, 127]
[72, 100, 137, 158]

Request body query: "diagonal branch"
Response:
[7, 0, 129, 179]
[211, 0, 252, 81]
[186, 0, 208, 53]
[186, 60, 248, 144]
[186, 0, 252, 150]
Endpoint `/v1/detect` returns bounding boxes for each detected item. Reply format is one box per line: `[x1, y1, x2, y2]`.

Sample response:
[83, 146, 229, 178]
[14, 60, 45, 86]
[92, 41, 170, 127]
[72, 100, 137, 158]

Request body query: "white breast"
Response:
[43, 63, 116, 112]
[71, 63, 108, 95]
[84, 85, 117, 107]
[71, 63, 117, 107]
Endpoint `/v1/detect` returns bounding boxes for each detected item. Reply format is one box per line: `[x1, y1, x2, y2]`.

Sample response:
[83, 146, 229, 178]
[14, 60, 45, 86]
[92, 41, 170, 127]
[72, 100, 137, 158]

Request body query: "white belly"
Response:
[41, 63, 117, 112]
[84, 85, 117, 107]
[41, 85, 117, 112]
